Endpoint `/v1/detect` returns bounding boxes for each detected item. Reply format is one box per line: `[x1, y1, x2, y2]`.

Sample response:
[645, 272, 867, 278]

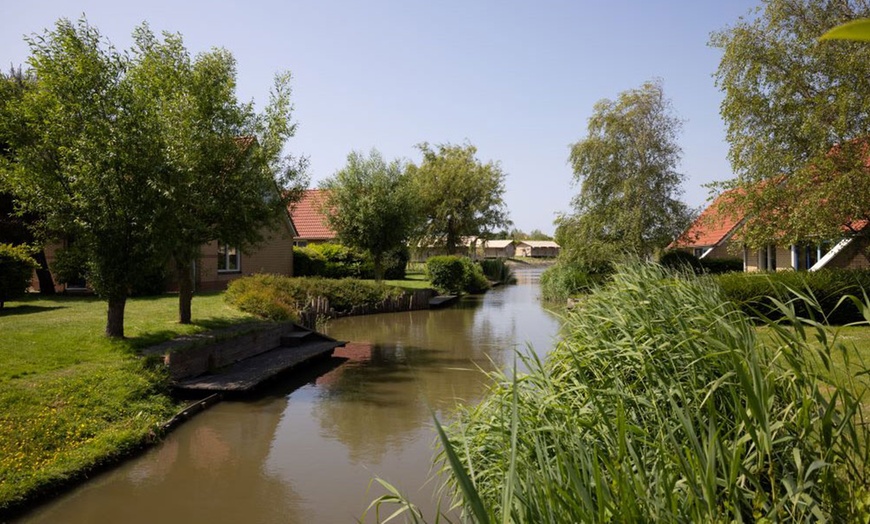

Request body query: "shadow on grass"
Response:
[0, 304, 67, 317]
[123, 317, 266, 352]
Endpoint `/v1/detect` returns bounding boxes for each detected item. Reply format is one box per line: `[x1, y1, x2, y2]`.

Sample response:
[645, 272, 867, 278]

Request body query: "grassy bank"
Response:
[0, 292, 253, 513]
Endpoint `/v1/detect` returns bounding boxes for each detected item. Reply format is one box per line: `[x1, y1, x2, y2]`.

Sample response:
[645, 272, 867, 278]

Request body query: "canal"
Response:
[18, 267, 561, 523]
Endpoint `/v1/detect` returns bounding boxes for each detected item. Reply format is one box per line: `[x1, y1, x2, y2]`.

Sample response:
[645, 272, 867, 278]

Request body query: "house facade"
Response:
[481, 239, 516, 258]
[515, 240, 560, 258]
[672, 191, 869, 272]
[287, 189, 336, 246]
[30, 214, 298, 293]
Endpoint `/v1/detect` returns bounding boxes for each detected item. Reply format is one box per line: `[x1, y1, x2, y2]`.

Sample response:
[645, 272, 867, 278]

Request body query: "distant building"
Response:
[515, 240, 560, 258]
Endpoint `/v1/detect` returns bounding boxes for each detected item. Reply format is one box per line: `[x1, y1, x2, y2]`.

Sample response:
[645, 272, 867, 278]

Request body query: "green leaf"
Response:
[820, 19, 870, 42]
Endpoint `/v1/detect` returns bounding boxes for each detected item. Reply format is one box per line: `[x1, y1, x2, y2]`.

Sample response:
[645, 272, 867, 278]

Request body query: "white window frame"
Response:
[217, 243, 241, 273]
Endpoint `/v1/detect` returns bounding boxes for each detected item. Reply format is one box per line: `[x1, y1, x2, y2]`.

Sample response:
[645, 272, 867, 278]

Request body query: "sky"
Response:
[2, 0, 762, 235]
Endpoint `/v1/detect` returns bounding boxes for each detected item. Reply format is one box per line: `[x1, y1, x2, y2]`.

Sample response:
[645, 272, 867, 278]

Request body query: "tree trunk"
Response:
[33, 249, 55, 295]
[106, 295, 127, 338]
[373, 254, 384, 283]
[176, 258, 193, 325]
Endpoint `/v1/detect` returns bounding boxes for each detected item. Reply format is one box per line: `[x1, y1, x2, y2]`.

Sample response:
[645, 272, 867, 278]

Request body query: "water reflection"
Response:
[16, 267, 560, 523]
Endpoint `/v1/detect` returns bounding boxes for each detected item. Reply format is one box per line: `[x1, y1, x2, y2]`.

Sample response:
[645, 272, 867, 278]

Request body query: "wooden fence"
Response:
[299, 289, 435, 328]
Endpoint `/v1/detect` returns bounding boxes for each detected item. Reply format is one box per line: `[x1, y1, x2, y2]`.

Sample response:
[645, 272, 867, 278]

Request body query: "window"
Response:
[293, 240, 308, 247]
[693, 248, 704, 258]
[217, 243, 240, 273]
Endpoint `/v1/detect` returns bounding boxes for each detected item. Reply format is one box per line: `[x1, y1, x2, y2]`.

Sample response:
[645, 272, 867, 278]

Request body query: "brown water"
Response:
[17, 267, 561, 523]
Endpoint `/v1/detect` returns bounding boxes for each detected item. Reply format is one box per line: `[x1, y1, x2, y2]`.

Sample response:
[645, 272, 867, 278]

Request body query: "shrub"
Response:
[659, 250, 742, 275]
[305, 243, 374, 279]
[478, 258, 516, 284]
[426, 256, 468, 294]
[422, 264, 870, 522]
[225, 274, 401, 318]
[425, 256, 490, 294]
[292, 247, 327, 277]
[382, 246, 410, 280]
[0, 244, 38, 308]
[540, 260, 611, 301]
[716, 269, 870, 324]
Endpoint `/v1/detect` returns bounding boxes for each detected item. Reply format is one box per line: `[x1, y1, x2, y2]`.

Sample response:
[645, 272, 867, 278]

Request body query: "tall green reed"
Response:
[367, 263, 870, 523]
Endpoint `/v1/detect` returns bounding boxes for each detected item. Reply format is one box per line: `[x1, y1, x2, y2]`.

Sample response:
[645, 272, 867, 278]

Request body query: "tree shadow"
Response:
[0, 304, 66, 317]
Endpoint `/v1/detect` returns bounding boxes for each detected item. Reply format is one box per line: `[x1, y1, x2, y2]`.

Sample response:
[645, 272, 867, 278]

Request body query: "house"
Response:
[30, 213, 298, 293]
[515, 240, 560, 258]
[672, 191, 869, 272]
[670, 189, 744, 261]
[287, 189, 336, 246]
[481, 239, 516, 258]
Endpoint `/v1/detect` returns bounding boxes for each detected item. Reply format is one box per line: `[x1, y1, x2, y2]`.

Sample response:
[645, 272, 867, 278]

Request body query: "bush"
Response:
[716, 269, 870, 324]
[225, 274, 402, 318]
[382, 246, 410, 280]
[293, 246, 327, 277]
[659, 250, 742, 275]
[478, 258, 516, 284]
[428, 264, 870, 522]
[540, 259, 612, 301]
[0, 243, 38, 308]
[426, 256, 468, 294]
[425, 256, 490, 294]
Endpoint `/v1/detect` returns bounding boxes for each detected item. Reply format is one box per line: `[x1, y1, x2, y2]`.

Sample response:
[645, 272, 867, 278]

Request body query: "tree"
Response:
[710, 0, 870, 247]
[564, 80, 692, 261]
[408, 142, 510, 255]
[320, 149, 416, 281]
[127, 26, 305, 324]
[0, 67, 55, 294]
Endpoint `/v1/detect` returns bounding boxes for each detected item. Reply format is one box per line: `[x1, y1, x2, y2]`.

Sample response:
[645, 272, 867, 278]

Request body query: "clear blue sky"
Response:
[2, 0, 761, 235]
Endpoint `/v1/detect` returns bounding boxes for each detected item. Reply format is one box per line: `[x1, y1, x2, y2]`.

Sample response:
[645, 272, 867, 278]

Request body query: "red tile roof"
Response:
[672, 190, 744, 248]
[288, 189, 335, 241]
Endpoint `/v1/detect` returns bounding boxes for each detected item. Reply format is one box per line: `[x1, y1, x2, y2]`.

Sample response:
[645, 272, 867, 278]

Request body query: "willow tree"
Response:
[710, 0, 870, 247]
[320, 149, 417, 281]
[564, 80, 692, 262]
[408, 142, 510, 255]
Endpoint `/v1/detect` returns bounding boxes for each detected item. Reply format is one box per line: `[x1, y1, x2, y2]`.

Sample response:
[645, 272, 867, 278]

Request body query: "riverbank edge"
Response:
[0, 288, 444, 520]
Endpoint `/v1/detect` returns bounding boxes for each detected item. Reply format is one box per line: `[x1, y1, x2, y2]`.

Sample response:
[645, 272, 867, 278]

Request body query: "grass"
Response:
[0, 292, 253, 513]
[382, 270, 434, 291]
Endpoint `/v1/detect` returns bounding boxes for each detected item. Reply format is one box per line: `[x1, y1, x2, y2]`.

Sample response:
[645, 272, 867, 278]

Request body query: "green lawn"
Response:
[381, 270, 434, 291]
[0, 292, 253, 512]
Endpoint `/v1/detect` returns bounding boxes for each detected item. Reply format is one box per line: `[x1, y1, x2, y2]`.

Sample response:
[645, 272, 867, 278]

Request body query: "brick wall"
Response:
[198, 220, 295, 291]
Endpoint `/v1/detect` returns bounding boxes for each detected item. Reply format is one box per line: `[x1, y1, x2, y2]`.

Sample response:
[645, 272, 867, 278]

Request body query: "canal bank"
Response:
[13, 267, 560, 523]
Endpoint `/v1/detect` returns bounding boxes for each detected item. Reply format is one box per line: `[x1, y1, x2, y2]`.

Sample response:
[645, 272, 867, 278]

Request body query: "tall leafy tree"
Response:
[3, 18, 170, 337]
[564, 80, 692, 261]
[710, 0, 870, 247]
[408, 142, 510, 255]
[320, 149, 417, 281]
[128, 26, 305, 324]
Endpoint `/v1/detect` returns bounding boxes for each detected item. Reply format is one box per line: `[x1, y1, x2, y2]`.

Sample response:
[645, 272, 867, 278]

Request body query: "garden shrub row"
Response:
[659, 250, 743, 274]
[225, 274, 403, 321]
[293, 243, 408, 280]
[425, 255, 489, 294]
[715, 269, 870, 324]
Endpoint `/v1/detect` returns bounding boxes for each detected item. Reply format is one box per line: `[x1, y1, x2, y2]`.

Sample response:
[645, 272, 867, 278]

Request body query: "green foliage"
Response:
[0, 243, 37, 307]
[292, 246, 327, 277]
[540, 259, 612, 301]
[659, 250, 743, 275]
[821, 18, 870, 41]
[716, 269, 870, 325]
[425, 256, 468, 294]
[320, 149, 417, 281]
[711, 1, 870, 247]
[433, 264, 869, 522]
[425, 255, 491, 295]
[382, 245, 410, 280]
[225, 274, 402, 316]
[563, 79, 693, 260]
[478, 258, 516, 284]
[409, 142, 510, 255]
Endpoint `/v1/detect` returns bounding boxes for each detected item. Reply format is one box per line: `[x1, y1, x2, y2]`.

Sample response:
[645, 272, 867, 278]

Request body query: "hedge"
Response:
[715, 269, 870, 324]
[0, 244, 38, 308]
[425, 256, 490, 295]
[292, 244, 408, 280]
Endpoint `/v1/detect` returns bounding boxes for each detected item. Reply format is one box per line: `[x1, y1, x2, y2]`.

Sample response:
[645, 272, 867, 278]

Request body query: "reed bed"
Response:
[367, 263, 870, 523]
